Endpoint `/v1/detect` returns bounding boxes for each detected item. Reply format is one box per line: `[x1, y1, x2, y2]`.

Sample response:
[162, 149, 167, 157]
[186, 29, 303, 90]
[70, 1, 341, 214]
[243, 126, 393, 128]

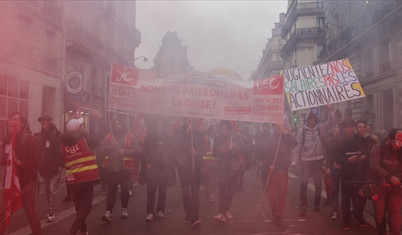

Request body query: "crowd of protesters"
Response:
[1, 110, 401, 235]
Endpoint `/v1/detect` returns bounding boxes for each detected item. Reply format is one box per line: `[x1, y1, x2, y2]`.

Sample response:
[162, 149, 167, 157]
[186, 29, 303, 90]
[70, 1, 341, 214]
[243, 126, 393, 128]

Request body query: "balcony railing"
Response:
[65, 22, 139, 63]
[282, 1, 325, 37]
[268, 61, 285, 70]
[281, 27, 326, 57]
[320, 1, 401, 60]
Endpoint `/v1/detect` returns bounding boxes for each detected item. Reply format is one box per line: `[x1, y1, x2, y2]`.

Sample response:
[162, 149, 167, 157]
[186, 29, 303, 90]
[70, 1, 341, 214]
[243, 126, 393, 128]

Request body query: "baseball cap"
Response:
[38, 115, 52, 122]
[66, 118, 84, 133]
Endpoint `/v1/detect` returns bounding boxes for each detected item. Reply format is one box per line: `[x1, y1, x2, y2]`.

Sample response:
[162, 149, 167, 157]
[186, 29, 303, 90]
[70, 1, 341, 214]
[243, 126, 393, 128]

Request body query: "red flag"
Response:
[282, 113, 291, 134]
[132, 114, 147, 144]
[194, 118, 210, 133]
[3, 125, 22, 230]
[231, 120, 240, 134]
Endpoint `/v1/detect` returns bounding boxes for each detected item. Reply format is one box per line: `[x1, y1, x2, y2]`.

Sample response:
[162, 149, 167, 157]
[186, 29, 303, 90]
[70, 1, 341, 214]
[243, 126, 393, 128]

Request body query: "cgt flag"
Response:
[3, 125, 22, 231]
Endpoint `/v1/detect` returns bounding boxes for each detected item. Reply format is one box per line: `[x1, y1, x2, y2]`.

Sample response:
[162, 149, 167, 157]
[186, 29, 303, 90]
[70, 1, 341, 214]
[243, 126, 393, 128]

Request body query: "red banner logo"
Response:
[111, 64, 139, 86]
[254, 75, 283, 95]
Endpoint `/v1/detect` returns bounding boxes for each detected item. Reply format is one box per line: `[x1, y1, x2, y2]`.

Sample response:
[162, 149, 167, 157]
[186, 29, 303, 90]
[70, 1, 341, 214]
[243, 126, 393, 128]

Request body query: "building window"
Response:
[383, 89, 393, 131]
[381, 40, 391, 72]
[317, 17, 325, 29]
[0, 75, 30, 119]
[364, 49, 373, 77]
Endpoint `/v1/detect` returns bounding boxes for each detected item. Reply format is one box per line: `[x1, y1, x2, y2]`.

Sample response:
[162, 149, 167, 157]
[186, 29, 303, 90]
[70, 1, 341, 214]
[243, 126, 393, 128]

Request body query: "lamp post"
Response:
[134, 56, 148, 64]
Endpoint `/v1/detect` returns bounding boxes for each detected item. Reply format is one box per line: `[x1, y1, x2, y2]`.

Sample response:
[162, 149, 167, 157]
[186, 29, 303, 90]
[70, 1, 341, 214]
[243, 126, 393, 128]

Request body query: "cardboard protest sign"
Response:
[109, 64, 284, 123]
[282, 58, 365, 111]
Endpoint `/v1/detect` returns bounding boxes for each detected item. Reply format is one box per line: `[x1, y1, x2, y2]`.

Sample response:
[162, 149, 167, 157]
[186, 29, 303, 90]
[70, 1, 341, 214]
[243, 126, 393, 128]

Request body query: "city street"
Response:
[5, 165, 380, 235]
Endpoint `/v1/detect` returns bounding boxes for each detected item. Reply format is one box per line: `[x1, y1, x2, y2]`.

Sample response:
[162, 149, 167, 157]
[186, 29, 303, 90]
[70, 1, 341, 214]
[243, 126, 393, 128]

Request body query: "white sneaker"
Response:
[121, 208, 128, 218]
[145, 213, 154, 222]
[225, 211, 234, 220]
[102, 211, 113, 223]
[156, 210, 165, 218]
[213, 213, 227, 223]
[191, 219, 202, 228]
[331, 212, 338, 220]
[129, 189, 133, 196]
[46, 212, 56, 223]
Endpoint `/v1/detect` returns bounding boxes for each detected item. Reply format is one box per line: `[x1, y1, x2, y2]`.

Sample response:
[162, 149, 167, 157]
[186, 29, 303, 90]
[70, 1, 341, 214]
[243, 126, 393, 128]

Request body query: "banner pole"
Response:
[191, 118, 195, 173]
[256, 132, 282, 214]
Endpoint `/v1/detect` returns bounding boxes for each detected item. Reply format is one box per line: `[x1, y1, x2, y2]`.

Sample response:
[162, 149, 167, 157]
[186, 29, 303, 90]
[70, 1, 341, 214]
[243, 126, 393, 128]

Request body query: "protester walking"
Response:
[0, 112, 42, 235]
[35, 115, 64, 223]
[260, 123, 297, 225]
[335, 118, 370, 231]
[201, 128, 218, 203]
[142, 117, 176, 222]
[98, 119, 141, 222]
[292, 104, 334, 216]
[174, 118, 205, 228]
[371, 129, 402, 235]
[325, 124, 342, 220]
[213, 121, 242, 223]
[60, 117, 101, 235]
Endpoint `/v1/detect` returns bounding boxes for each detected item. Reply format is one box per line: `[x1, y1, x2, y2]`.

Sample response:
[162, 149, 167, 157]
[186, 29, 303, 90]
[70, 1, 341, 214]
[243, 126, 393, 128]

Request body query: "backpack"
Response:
[299, 126, 323, 158]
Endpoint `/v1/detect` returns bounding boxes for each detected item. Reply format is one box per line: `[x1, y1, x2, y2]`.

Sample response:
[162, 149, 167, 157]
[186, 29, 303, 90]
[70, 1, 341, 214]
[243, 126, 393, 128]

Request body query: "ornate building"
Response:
[251, 13, 286, 80]
[0, 1, 141, 144]
[153, 31, 193, 76]
[280, 0, 327, 128]
[280, 0, 326, 69]
[320, 0, 402, 131]
[63, 1, 141, 133]
[0, 2, 64, 142]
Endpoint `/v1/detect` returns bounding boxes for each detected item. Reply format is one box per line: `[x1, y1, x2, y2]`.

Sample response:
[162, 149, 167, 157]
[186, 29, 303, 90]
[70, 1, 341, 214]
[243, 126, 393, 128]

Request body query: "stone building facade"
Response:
[0, 1, 141, 144]
[251, 13, 286, 80]
[320, 0, 402, 131]
[0, 1, 64, 142]
[153, 31, 193, 77]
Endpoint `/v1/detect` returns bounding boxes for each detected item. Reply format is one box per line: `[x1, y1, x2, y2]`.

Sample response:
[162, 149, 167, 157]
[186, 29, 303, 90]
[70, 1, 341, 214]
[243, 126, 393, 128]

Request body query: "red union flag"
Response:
[3, 126, 22, 231]
[110, 64, 139, 86]
[254, 75, 283, 95]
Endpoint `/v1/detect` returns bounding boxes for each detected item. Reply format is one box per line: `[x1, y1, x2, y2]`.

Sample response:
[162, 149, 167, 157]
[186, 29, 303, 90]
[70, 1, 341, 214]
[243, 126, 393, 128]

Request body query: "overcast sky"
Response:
[135, 1, 288, 80]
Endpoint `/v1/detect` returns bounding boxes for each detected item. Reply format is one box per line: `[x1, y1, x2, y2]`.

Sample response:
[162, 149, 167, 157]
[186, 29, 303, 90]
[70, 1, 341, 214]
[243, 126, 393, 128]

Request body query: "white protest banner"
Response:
[109, 64, 284, 123]
[282, 58, 365, 111]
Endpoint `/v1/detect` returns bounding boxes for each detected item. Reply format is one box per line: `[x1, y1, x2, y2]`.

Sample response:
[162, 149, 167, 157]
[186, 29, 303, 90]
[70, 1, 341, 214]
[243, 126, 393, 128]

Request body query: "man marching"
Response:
[371, 129, 402, 235]
[1, 112, 42, 234]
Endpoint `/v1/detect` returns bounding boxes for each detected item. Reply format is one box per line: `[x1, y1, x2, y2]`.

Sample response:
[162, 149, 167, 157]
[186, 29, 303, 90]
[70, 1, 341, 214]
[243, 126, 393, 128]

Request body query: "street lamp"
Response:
[134, 56, 148, 64]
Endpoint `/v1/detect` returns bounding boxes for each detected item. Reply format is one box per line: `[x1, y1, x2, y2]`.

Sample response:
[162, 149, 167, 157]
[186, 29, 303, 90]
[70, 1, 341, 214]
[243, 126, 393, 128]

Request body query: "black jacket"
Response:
[35, 123, 64, 178]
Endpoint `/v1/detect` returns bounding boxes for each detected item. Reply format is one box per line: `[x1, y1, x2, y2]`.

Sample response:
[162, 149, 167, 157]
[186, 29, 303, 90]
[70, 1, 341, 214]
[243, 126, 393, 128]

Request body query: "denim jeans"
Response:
[331, 168, 342, 213]
[218, 170, 239, 214]
[340, 177, 366, 225]
[178, 166, 201, 222]
[300, 159, 322, 208]
[373, 185, 401, 235]
[69, 185, 94, 234]
[146, 181, 167, 214]
[44, 169, 63, 213]
[105, 170, 130, 211]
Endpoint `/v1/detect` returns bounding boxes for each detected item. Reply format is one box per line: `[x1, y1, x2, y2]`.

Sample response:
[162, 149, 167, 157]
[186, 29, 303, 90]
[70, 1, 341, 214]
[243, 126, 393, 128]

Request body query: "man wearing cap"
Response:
[371, 129, 402, 235]
[35, 115, 64, 223]
[60, 117, 101, 235]
[292, 104, 334, 216]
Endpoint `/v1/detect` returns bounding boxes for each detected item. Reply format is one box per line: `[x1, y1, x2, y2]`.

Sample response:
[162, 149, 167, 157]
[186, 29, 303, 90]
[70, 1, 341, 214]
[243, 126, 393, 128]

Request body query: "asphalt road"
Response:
[5, 166, 381, 235]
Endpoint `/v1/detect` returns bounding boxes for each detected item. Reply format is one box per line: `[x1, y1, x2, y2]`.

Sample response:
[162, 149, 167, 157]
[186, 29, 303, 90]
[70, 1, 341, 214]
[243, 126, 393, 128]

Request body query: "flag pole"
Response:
[190, 118, 195, 173]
